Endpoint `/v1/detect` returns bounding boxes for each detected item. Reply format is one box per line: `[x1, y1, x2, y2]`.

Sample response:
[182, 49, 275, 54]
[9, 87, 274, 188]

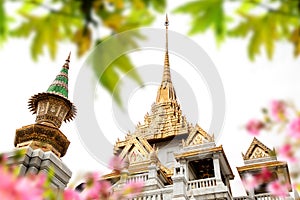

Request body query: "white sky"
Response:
[0, 1, 300, 197]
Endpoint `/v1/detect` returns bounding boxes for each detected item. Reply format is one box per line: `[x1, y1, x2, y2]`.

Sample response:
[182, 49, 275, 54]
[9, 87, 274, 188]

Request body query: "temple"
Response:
[2, 16, 298, 199]
[99, 16, 298, 200]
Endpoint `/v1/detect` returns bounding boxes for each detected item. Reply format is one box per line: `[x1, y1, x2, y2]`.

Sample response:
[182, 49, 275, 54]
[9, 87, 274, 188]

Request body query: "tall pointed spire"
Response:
[28, 52, 76, 126]
[163, 14, 171, 83]
[46, 52, 71, 98]
[156, 15, 177, 103]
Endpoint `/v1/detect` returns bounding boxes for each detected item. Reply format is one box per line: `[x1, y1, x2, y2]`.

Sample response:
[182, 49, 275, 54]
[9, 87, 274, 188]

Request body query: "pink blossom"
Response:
[270, 100, 286, 121]
[267, 180, 290, 198]
[242, 174, 260, 191]
[81, 172, 101, 199]
[256, 167, 272, 182]
[287, 117, 300, 139]
[0, 167, 45, 200]
[0, 154, 7, 164]
[63, 189, 81, 200]
[246, 119, 264, 136]
[97, 180, 112, 199]
[278, 144, 297, 163]
[122, 181, 144, 198]
[109, 156, 124, 173]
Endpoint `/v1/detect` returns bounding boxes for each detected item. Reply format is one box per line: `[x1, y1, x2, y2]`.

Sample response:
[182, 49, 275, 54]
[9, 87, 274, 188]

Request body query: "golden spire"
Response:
[156, 15, 177, 103]
[163, 14, 171, 83]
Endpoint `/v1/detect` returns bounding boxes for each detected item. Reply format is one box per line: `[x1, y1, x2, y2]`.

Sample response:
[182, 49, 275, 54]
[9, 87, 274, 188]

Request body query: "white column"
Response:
[213, 154, 222, 185]
[172, 162, 188, 200]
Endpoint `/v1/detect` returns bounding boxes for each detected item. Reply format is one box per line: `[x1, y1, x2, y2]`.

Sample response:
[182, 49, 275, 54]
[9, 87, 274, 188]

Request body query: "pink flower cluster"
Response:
[0, 155, 144, 200]
[63, 156, 144, 200]
[63, 175, 144, 200]
[245, 99, 300, 165]
[0, 167, 46, 200]
[270, 100, 286, 122]
[246, 119, 264, 136]
[242, 168, 290, 198]
[288, 117, 300, 139]
[278, 144, 298, 163]
[108, 155, 124, 173]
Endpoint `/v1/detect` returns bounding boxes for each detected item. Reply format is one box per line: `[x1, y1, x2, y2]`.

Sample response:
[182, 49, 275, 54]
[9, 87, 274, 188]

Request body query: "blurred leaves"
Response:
[1, 0, 160, 105]
[0, 0, 8, 44]
[174, 0, 226, 43]
[229, 14, 278, 60]
[73, 27, 92, 57]
[91, 31, 144, 106]
[174, 0, 300, 60]
[0, 0, 299, 104]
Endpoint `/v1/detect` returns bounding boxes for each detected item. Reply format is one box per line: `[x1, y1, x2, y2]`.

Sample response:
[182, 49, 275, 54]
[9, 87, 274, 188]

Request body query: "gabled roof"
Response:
[242, 137, 275, 160]
[184, 124, 214, 146]
[119, 136, 153, 160]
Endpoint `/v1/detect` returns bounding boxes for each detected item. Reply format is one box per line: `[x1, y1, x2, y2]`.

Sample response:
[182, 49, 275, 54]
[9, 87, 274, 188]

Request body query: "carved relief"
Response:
[184, 124, 213, 146]
[249, 147, 270, 159]
[243, 138, 274, 160]
[191, 134, 204, 145]
[14, 124, 70, 157]
[129, 147, 144, 163]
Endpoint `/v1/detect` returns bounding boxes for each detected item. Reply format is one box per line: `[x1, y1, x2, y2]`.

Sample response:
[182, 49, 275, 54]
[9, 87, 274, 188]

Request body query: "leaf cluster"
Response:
[174, 0, 300, 60]
[0, 0, 165, 105]
[0, 0, 299, 104]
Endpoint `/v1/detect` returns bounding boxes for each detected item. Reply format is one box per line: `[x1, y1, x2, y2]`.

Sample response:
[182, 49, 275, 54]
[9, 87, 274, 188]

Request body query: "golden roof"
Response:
[242, 137, 275, 161]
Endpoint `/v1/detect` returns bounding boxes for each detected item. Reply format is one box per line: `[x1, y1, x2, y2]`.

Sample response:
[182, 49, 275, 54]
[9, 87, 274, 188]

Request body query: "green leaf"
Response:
[0, 0, 7, 44]
[173, 0, 226, 42]
[112, 55, 143, 85]
[90, 31, 144, 106]
[236, 0, 262, 14]
[73, 27, 92, 57]
[17, 0, 45, 13]
[151, 0, 166, 13]
[230, 13, 281, 60]
[248, 30, 261, 61]
[92, 52, 142, 107]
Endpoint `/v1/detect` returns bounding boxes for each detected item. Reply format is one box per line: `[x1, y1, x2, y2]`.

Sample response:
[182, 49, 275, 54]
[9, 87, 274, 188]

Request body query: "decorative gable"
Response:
[119, 136, 153, 163]
[184, 124, 214, 146]
[243, 138, 275, 160]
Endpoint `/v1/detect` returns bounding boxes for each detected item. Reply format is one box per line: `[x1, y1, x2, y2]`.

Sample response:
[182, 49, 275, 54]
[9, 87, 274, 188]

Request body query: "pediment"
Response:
[243, 138, 274, 160]
[119, 136, 153, 163]
[185, 124, 214, 146]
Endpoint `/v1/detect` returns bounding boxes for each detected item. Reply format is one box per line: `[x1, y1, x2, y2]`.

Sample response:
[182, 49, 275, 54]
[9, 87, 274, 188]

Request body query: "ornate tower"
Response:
[109, 16, 234, 200]
[14, 53, 76, 157]
[10, 54, 76, 189]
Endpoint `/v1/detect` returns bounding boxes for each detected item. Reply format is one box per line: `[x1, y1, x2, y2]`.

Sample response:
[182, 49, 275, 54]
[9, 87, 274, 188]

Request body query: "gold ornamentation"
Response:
[243, 137, 274, 160]
[14, 124, 70, 157]
[184, 124, 214, 146]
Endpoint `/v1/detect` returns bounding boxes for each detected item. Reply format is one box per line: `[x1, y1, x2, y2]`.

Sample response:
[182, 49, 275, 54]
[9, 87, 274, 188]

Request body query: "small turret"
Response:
[14, 53, 76, 157]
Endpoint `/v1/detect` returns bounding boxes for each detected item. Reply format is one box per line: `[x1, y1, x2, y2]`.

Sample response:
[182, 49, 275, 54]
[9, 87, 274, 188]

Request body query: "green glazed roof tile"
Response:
[47, 59, 70, 98]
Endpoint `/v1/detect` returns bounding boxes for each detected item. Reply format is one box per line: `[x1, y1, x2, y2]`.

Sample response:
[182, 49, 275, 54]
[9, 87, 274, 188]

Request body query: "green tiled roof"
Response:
[46, 59, 70, 98]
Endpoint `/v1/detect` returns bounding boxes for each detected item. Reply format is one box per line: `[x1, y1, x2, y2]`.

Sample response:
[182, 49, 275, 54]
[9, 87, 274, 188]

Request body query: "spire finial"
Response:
[165, 14, 169, 27]
[66, 51, 71, 63]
